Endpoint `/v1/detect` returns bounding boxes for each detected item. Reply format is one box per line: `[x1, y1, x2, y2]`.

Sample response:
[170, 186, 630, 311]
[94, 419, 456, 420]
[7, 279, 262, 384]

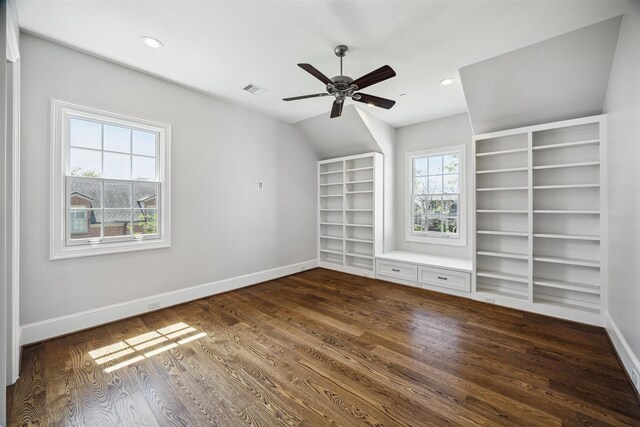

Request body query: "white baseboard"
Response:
[605, 312, 640, 394]
[20, 259, 318, 346]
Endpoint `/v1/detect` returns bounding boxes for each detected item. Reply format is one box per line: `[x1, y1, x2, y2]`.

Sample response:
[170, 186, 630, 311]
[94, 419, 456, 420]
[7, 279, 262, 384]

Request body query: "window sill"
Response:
[50, 238, 171, 260]
[405, 234, 467, 247]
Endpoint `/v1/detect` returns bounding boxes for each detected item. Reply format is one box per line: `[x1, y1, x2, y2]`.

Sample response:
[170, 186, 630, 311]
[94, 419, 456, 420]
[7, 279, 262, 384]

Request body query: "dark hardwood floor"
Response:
[7, 268, 640, 426]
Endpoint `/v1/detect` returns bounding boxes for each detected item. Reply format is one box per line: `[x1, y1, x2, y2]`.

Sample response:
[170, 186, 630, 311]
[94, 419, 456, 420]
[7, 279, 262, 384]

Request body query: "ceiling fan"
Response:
[283, 45, 397, 118]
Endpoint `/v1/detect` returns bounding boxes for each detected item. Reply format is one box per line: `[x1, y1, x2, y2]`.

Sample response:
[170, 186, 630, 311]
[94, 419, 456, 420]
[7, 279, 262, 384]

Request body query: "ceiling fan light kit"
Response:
[283, 44, 397, 118]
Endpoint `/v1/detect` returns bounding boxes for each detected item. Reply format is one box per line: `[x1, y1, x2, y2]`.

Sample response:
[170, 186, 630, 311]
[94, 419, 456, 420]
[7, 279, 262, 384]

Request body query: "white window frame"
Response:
[405, 144, 467, 246]
[51, 99, 172, 259]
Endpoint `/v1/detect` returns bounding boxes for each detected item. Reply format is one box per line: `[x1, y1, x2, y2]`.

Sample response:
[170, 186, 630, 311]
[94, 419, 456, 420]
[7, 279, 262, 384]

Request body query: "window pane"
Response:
[132, 156, 156, 181]
[428, 156, 442, 175]
[104, 182, 132, 208]
[428, 175, 442, 194]
[70, 118, 101, 150]
[104, 152, 131, 179]
[69, 209, 101, 240]
[104, 125, 131, 153]
[70, 180, 102, 208]
[427, 216, 443, 233]
[132, 130, 157, 156]
[445, 217, 458, 234]
[70, 148, 102, 177]
[134, 209, 158, 236]
[444, 154, 458, 174]
[134, 182, 159, 210]
[413, 214, 426, 233]
[413, 177, 427, 194]
[413, 195, 427, 217]
[413, 157, 427, 176]
[104, 209, 133, 237]
[442, 195, 458, 216]
[443, 174, 458, 194]
[427, 196, 442, 214]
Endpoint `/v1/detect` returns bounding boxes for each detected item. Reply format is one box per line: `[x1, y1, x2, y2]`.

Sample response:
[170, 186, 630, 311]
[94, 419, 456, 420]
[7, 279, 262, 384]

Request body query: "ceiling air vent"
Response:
[243, 83, 268, 95]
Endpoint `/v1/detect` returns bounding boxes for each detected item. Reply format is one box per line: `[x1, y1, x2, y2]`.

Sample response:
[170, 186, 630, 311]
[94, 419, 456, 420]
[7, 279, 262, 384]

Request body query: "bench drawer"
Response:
[376, 259, 418, 282]
[418, 266, 470, 292]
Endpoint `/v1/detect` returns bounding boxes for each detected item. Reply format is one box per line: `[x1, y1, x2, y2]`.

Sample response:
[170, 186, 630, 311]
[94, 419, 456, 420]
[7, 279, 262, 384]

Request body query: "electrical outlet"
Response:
[481, 295, 495, 304]
[632, 369, 639, 387]
[148, 300, 161, 310]
[255, 181, 264, 192]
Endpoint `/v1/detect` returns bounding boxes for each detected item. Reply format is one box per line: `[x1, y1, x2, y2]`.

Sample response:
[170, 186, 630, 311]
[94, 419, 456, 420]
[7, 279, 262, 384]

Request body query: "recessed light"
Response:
[368, 103, 375, 108]
[141, 36, 163, 49]
[399, 93, 407, 97]
[439, 78, 454, 86]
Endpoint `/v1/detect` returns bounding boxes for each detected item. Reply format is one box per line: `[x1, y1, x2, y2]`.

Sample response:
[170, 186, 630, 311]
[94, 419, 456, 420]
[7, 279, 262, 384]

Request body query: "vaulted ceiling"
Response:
[17, 0, 631, 127]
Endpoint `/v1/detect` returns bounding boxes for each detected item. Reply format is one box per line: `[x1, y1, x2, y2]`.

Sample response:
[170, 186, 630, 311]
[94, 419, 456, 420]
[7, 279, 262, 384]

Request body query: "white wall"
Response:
[394, 113, 473, 260]
[603, 1, 640, 390]
[20, 34, 318, 327]
[0, 0, 7, 420]
[355, 108, 396, 253]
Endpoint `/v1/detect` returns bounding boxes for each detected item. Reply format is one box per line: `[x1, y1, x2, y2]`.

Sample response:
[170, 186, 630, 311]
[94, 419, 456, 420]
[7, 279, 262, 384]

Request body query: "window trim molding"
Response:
[50, 99, 172, 260]
[404, 144, 467, 247]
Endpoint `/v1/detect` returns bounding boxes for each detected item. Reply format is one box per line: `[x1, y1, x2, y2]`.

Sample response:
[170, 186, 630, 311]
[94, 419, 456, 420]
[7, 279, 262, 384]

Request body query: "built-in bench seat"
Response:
[375, 251, 472, 295]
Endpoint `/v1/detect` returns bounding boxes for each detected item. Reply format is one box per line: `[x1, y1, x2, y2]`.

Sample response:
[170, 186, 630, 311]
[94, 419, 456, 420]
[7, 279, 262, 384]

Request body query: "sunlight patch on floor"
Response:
[88, 322, 207, 373]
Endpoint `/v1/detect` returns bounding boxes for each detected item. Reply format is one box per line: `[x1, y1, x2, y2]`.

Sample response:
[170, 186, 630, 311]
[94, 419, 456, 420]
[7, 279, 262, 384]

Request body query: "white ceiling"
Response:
[460, 16, 622, 135]
[17, 0, 632, 128]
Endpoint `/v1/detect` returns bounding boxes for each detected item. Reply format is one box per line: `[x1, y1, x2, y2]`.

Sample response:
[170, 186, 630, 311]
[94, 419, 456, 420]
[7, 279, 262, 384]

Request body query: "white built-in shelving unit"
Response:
[473, 115, 606, 325]
[318, 152, 383, 278]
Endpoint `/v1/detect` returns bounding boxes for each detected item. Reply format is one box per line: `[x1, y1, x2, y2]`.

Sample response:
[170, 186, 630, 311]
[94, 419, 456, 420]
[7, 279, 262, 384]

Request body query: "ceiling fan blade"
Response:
[351, 65, 396, 91]
[298, 63, 333, 85]
[353, 93, 396, 109]
[283, 93, 329, 101]
[330, 100, 344, 118]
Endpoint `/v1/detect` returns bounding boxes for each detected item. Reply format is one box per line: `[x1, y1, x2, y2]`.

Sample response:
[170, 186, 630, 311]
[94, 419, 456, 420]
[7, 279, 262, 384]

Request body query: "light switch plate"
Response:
[255, 181, 264, 191]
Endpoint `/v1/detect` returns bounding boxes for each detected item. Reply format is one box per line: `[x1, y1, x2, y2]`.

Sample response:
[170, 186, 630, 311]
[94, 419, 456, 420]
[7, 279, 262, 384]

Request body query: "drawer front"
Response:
[418, 266, 470, 292]
[376, 259, 418, 282]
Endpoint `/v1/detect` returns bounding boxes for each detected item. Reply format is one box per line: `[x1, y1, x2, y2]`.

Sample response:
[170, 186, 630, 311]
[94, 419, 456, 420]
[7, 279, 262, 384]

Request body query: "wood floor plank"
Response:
[7, 268, 640, 426]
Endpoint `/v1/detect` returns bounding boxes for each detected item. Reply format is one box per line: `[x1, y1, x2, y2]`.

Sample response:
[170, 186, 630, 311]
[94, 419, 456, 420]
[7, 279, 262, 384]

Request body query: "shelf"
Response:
[346, 252, 374, 260]
[533, 210, 599, 215]
[346, 180, 374, 184]
[477, 186, 528, 192]
[346, 209, 373, 212]
[320, 209, 342, 212]
[320, 183, 343, 187]
[320, 222, 343, 226]
[319, 194, 343, 198]
[477, 230, 528, 237]
[533, 278, 600, 295]
[476, 167, 528, 174]
[346, 259, 374, 271]
[532, 161, 599, 170]
[346, 223, 373, 228]
[320, 259, 342, 267]
[346, 166, 373, 172]
[320, 249, 343, 256]
[320, 235, 343, 241]
[476, 269, 529, 284]
[534, 294, 600, 313]
[533, 184, 599, 190]
[533, 233, 600, 241]
[346, 190, 373, 194]
[477, 209, 528, 214]
[532, 139, 599, 151]
[477, 251, 528, 260]
[346, 238, 373, 243]
[476, 147, 528, 157]
[533, 256, 600, 268]
[476, 284, 529, 301]
[319, 170, 343, 175]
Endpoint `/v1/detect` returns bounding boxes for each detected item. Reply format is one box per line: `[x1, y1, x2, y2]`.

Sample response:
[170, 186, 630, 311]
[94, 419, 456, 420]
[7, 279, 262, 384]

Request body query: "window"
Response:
[405, 145, 466, 246]
[51, 100, 171, 259]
